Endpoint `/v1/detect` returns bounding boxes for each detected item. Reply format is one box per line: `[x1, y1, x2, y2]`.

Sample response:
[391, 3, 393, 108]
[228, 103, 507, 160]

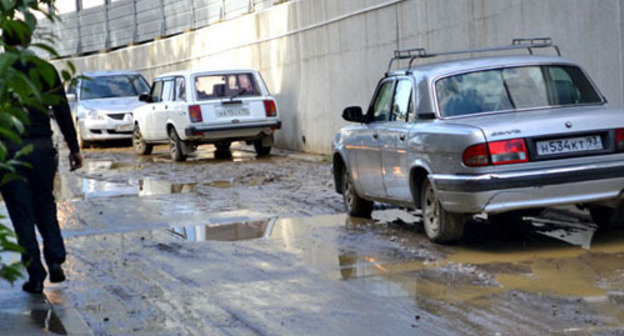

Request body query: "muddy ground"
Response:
[4, 141, 624, 335]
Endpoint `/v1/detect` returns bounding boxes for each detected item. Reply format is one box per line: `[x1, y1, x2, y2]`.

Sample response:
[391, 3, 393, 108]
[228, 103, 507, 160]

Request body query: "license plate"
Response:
[115, 124, 133, 132]
[216, 108, 250, 118]
[536, 135, 603, 156]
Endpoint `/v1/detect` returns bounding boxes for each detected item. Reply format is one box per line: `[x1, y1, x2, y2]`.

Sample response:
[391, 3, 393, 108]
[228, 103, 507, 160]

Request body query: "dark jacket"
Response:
[14, 61, 80, 154]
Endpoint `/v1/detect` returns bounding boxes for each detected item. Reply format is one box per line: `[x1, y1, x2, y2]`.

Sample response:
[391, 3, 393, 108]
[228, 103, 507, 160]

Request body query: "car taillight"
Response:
[462, 144, 490, 167]
[264, 100, 277, 117]
[488, 138, 529, 165]
[616, 129, 624, 152]
[189, 105, 202, 123]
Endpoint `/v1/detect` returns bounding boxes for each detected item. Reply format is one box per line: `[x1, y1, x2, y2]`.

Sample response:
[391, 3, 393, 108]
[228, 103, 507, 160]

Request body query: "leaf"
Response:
[0, 127, 21, 143]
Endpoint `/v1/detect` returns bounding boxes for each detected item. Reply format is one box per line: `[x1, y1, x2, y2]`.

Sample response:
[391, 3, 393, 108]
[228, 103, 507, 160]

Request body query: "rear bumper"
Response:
[431, 160, 624, 214]
[184, 120, 281, 140]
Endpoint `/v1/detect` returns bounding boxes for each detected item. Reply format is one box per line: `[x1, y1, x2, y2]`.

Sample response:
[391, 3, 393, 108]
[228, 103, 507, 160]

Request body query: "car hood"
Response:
[79, 97, 145, 113]
[448, 105, 624, 141]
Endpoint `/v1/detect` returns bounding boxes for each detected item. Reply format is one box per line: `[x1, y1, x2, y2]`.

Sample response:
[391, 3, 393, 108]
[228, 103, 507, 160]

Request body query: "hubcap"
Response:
[343, 174, 355, 209]
[133, 127, 144, 152]
[423, 184, 440, 236]
[169, 133, 178, 158]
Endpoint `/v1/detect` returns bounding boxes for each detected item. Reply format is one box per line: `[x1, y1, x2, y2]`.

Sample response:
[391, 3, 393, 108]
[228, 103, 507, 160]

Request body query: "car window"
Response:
[161, 80, 174, 102]
[371, 80, 395, 122]
[194, 73, 261, 101]
[435, 65, 603, 117]
[149, 81, 163, 103]
[80, 75, 149, 100]
[175, 77, 186, 101]
[392, 79, 412, 122]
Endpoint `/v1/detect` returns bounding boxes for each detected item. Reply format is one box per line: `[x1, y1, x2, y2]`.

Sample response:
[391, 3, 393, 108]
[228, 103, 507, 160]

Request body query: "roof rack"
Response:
[386, 37, 561, 75]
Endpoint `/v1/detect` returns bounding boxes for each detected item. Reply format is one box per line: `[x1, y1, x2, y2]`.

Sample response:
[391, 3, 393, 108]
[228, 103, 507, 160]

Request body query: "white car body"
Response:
[68, 71, 150, 147]
[132, 69, 281, 160]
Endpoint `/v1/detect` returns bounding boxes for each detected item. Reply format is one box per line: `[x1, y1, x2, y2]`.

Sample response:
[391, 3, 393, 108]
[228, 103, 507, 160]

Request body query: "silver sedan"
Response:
[332, 39, 624, 243]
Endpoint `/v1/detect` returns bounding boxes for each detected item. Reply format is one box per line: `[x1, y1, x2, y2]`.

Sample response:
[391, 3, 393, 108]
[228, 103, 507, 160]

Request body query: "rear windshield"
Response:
[81, 75, 149, 100]
[435, 65, 603, 117]
[194, 73, 261, 101]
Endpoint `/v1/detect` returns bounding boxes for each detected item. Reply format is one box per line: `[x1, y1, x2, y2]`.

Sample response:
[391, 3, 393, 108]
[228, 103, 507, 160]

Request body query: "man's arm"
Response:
[49, 69, 80, 155]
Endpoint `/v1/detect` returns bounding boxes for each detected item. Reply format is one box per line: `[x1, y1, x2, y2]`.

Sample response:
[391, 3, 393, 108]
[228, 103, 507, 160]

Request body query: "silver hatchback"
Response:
[332, 38, 624, 242]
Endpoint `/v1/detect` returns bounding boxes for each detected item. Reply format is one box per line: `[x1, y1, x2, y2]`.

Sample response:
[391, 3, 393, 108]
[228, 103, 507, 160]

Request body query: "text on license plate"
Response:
[216, 108, 250, 118]
[115, 124, 133, 132]
[536, 135, 603, 156]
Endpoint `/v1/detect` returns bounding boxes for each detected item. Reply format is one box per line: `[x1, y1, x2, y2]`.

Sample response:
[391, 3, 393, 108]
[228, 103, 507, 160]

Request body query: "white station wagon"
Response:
[132, 69, 281, 161]
[333, 38, 624, 243]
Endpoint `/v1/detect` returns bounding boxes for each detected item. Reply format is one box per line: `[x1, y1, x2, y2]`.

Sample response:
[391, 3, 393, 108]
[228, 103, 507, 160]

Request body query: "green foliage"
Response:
[0, 0, 75, 284]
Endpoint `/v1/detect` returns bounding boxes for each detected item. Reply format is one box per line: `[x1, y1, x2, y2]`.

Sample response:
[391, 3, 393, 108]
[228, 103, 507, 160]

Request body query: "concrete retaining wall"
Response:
[52, 0, 624, 154]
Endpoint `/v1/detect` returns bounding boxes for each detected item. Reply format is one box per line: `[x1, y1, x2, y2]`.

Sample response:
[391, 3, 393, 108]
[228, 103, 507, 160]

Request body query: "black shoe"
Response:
[22, 280, 44, 294]
[48, 263, 66, 283]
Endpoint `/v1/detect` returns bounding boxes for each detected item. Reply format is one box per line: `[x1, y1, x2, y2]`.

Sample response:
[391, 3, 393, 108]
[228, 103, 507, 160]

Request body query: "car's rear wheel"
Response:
[215, 141, 231, 153]
[341, 167, 373, 218]
[590, 202, 624, 229]
[253, 139, 272, 157]
[420, 179, 465, 243]
[168, 128, 187, 162]
[133, 124, 153, 155]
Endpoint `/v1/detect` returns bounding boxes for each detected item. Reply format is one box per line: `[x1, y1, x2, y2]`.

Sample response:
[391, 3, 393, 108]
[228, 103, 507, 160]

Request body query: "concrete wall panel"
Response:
[52, 0, 624, 154]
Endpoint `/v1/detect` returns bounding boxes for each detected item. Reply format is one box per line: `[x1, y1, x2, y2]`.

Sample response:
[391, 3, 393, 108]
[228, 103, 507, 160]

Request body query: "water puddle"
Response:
[54, 175, 196, 200]
[82, 160, 137, 174]
[202, 179, 234, 189]
[161, 211, 624, 329]
[167, 219, 274, 242]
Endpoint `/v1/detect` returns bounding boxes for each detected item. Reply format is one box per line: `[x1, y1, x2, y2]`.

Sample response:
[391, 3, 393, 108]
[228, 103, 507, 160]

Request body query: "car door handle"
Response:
[399, 134, 407, 141]
[372, 133, 379, 139]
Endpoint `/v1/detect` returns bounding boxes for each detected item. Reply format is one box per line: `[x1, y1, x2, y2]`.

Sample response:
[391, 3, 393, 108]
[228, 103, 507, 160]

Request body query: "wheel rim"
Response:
[169, 132, 178, 159]
[343, 173, 355, 210]
[423, 184, 440, 237]
[133, 127, 144, 152]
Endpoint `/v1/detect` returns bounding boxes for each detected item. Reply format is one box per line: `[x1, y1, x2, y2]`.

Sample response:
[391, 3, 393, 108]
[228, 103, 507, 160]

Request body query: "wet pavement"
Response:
[3, 141, 624, 335]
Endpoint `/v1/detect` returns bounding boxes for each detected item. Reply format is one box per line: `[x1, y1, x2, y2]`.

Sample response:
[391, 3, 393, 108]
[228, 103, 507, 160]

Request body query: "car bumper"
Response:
[430, 160, 624, 214]
[80, 119, 133, 141]
[184, 120, 281, 141]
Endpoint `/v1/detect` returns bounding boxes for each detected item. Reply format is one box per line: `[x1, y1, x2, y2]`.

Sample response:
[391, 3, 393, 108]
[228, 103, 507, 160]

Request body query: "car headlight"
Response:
[85, 110, 106, 120]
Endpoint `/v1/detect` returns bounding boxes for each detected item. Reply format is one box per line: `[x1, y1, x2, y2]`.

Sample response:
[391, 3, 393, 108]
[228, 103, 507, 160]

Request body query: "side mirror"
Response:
[66, 93, 76, 102]
[342, 106, 364, 123]
[139, 94, 150, 102]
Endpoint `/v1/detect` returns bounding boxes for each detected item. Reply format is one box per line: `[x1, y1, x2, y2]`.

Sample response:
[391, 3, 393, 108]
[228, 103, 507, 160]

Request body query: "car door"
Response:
[143, 80, 164, 140]
[380, 77, 415, 202]
[169, 76, 188, 131]
[348, 78, 395, 199]
[154, 78, 175, 140]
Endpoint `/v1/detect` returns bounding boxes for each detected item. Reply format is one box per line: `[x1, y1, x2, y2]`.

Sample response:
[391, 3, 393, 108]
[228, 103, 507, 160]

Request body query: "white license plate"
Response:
[216, 108, 250, 118]
[536, 135, 603, 156]
[115, 124, 133, 132]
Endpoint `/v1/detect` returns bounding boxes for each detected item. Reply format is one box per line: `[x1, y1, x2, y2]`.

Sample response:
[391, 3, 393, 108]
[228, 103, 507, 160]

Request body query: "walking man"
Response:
[1, 24, 83, 293]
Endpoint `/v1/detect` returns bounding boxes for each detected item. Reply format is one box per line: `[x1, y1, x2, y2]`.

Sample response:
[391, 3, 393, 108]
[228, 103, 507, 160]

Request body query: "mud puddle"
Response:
[163, 211, 624, 332]
[54, 176, 197, 201]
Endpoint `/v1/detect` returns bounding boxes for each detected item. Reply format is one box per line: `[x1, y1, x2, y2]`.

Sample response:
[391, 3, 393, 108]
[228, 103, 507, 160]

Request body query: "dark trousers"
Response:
[1, 138, 66, 281]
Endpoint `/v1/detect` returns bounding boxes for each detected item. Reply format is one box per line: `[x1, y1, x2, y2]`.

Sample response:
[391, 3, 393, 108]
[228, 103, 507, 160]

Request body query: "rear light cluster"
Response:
[463, 138, 529, 167]
[617, 129, 624, 152]
[264, 100, 277, 117]
[189, 105, 202, 123]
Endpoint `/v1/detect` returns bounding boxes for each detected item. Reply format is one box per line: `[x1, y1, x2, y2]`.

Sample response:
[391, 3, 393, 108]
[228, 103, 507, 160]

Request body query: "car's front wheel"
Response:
[168, 128, 187, 162]
[75, 120, 91, 149]
[590, 202, 624, 229]
[420, 179, 465, 243]
[341, 167, 373, 218]
[215, 141, 231, 153]
[133, 124, 153, 155]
